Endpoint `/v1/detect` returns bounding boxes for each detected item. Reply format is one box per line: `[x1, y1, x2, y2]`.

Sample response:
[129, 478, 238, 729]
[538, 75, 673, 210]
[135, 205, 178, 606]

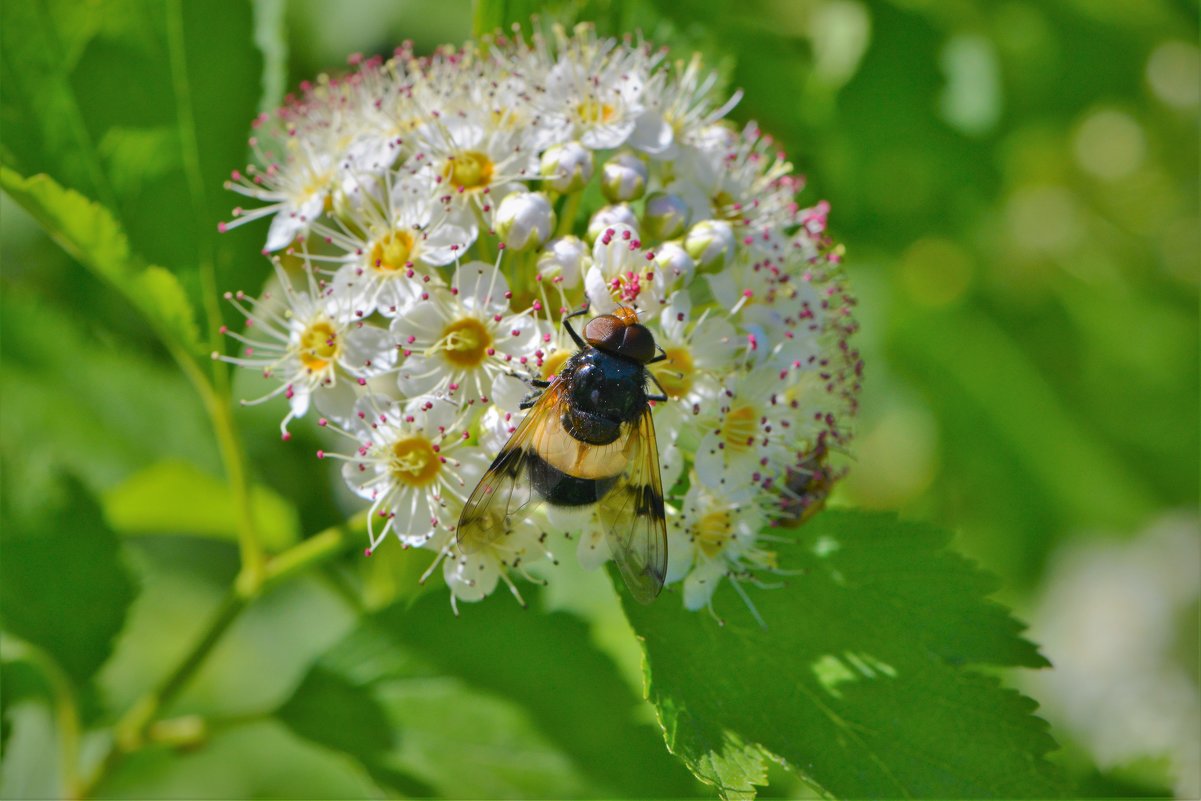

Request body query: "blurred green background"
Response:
[2, 0, 1197, 797]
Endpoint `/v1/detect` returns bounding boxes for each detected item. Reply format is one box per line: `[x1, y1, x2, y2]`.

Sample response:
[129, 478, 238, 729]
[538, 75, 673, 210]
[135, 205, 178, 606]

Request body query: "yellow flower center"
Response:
[369, 230, 416, 273]
[445, 151, 494, 191]
[390, 437, 441, 487]
[299, 320, 339, 372]
[651, 346, 695, 399]
[695, 509, 734, 558]
[436, 317, 492, 368]
[577, 100, 616, 124]
[720, 404, 758, 452]
[540, 349, 571, 380]
[712, 190, 741, 222]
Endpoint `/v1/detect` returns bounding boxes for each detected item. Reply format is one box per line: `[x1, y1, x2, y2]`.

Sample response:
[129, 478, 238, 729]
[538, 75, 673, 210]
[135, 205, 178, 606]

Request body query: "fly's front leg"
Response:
[507, 370, 550, 389]
[519, 389, 545, 410]
[562, 302, 590, 349]
[646, 345, 668, 364]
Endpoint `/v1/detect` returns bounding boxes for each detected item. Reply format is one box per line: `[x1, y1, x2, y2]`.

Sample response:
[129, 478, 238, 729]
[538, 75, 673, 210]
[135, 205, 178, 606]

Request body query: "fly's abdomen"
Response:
[527, 452, 619, 506]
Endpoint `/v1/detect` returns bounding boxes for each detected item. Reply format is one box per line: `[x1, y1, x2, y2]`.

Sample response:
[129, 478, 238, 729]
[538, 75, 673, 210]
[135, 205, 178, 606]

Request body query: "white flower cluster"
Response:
[217, 24, 860, 616]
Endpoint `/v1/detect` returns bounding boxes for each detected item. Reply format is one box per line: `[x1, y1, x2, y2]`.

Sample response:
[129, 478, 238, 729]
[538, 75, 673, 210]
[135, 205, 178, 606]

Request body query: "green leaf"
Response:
[0, 168, 201, 354]
[619, 510, 1065, 799]
[314, 591, 700, 798]
[102, 460, 298, 550]
[1, 0, 265, 292]
[0, 287, 219, 493]
[0, 472, 138, 688]
[276, 665, 395, 764]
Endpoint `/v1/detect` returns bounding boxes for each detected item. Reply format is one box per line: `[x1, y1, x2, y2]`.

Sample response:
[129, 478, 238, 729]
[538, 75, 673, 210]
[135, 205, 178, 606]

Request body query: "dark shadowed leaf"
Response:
[0, 473, 138, 688]
[309, 590, 701, 798]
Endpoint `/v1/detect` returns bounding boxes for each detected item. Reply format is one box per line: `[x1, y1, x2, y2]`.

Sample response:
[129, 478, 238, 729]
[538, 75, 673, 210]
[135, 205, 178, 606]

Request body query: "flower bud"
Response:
[600, 151, 648, 202]
[495, 191, 555, 252]
[653, 241, 696, 286]
[586, 203, 640, 243]
[642, 191, 690, 241]
[539, 141, 594, 193]
[537, 236, 589, 288]
[684, 219, 735, 271]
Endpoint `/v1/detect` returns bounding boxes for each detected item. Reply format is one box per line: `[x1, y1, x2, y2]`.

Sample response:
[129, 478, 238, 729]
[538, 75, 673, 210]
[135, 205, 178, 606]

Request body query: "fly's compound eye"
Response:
[584, 315, 625, 350]
[619, 323, 656, 363]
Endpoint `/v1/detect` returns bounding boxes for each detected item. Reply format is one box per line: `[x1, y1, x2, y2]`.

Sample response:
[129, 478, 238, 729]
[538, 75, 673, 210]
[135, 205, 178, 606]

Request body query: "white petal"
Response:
[694, 431, 726, 490]
[683, 559, 727, 611]
[396, 353, 446, 398]
[342, 324, 397, 375]
[627, 111, 674, 155]
[576, 525, 610, 571]
[454, 262, 511, 316]
[583, 267, 619, 314]
[444, 552, 500, 602]
[665, 529, 695, 585]
[419, 224, 473, 266]
[313, 376, 360, 427]
[265, 210, 306, 252]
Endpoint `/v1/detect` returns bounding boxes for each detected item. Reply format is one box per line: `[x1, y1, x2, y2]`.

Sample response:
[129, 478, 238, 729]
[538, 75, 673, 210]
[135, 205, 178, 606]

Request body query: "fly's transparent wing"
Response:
[596, 405, 667, 603]
[456, 382, 564, 552]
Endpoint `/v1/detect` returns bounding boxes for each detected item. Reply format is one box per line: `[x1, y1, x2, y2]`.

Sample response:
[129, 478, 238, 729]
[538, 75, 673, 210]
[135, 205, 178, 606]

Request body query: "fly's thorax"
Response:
[564, 349, 647, 426]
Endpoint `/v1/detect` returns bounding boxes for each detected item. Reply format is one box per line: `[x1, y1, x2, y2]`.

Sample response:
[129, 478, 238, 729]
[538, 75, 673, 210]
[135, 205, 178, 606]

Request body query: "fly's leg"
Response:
[563, 302, 590, 349]
[646, 371, 669, 403]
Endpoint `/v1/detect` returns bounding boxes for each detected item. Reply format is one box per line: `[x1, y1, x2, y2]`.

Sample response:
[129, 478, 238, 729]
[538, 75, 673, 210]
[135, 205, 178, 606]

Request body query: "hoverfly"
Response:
[456, 305, 669, 603]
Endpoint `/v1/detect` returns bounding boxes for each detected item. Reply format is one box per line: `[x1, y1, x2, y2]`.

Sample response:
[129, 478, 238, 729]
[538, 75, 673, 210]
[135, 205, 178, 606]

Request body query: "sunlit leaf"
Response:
[0, 168, 201, 354]
[103, 460, 299, 550]
[619, 510, 1065, 799]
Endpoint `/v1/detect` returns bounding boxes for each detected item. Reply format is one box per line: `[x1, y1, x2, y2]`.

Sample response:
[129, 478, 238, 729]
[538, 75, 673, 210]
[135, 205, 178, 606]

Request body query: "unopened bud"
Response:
[600, 152, 648, 203]
[537, 236, 589, 288]
[642, 191, 690, 241]
[495, 191, 555, 252]
[586, 204, 640, 243]
[684, 219, 735, 271]
[653, 241, 696, 285]
[539, 141, 593, 193]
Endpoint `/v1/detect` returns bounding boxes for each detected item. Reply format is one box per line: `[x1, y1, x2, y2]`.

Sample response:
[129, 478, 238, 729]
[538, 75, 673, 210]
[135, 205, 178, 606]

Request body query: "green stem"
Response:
[555, 190, 583, 240]
[3, 637, 82, 799]
[164, 0, 264, 580]
[472, 203, 498, 265]
[78, 513, 365, 798]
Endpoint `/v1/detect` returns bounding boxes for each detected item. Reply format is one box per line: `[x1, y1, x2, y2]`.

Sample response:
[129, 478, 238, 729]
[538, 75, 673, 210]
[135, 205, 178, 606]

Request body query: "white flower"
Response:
[216, 259, 395, 435]
[693, 365, 820, 493]
[415, 111, 539, 235]
[315, 174, 470, 317]
[536, 24, 663, 150]
[649, 292, 739, 446]
[665, 477, 777, 623]
[217, 21, 861, 615]
[392, 260, 542, 403]
[628, 53, 743, 159]
[583, 224, 683, 314]
[326, 394, 486, 552]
